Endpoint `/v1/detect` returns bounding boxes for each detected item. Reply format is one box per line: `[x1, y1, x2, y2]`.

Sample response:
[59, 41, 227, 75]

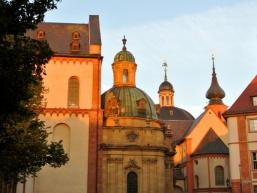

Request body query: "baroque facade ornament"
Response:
[124, 159, 140, 170]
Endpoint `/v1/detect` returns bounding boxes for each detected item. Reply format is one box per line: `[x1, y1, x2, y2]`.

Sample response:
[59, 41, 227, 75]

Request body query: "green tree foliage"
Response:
[0, 0, 68, 192]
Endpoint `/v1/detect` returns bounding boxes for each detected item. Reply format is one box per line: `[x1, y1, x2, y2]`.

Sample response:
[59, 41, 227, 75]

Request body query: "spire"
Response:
[122, 35, 127, 51]
[162, 61, 168, 81]
[206, 53, 225, 105]
[212, 53, 216, 75]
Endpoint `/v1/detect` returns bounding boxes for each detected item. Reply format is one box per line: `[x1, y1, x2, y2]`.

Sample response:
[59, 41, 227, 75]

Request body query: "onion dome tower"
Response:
[101, 37, 174, 193]
[206, 54, 225, 105]
[157, 62, 194, 121]
[205, 54, 227, 121]
[158, 62, 174, 107]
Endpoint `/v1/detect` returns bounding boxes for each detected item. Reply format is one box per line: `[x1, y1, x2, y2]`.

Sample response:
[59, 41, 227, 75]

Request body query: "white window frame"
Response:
[253, 96, 257, 106]
[249, 119, 257, 132]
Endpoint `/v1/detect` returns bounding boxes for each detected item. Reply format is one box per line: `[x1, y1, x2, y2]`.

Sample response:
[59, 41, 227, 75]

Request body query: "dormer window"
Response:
[70, 41, 80, 52]
[252, 96, 257, 106]
[70, 32, 80, 52]
[137, 98, 146, 117]
[37, 30, 45, 39]
[72, 32, 80, 39]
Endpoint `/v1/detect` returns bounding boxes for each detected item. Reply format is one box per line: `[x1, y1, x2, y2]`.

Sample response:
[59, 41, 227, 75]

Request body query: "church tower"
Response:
[101, 37, 174, 193]
[158, 62, 174, 107]
[205, 54, 227, 121]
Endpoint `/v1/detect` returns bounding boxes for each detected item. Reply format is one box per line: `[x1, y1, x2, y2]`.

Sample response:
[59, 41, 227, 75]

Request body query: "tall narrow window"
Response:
[195, 175, 199, 188]
[253, 152, 257, 170]
[127, 171, 138, 193]
[123, 69, 128, 83]
[68, 76, 79, 107]
[162, 96, 164, 106]
[215, 166, 224, 185]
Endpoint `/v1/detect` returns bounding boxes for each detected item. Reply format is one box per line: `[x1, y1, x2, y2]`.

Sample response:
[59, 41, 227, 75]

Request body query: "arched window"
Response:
[215, 166, 224, 185]
[68, 76, 79, 107]
[127, 171, 138, 193]
[195, 175, 199, 188]
[123, 69, 128, 83]
[53, 123, 70, 153]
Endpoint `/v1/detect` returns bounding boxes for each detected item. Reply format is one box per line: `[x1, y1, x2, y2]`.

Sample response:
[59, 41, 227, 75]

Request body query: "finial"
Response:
[162, 61, 168, 81]
[122, 35, 127, 51]
[211, 52, 216, 75]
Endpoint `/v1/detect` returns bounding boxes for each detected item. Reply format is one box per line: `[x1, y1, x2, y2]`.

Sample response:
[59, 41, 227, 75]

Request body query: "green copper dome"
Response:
[101, 87, 158, 120]
[114, 50, 135, 63]
[113, 36, 135, 63]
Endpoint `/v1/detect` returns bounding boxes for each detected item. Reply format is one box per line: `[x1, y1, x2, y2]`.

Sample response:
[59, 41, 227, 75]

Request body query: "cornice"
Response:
[101, 143, 174, 155]
[39, 108, 102, 117]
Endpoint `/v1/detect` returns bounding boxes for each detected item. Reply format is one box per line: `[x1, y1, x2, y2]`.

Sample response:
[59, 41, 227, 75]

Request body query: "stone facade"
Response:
[101, 37, 174, 193]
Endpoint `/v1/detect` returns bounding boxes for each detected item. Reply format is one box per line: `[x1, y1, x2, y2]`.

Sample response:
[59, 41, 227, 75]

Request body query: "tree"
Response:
[0, 1, 69, 193]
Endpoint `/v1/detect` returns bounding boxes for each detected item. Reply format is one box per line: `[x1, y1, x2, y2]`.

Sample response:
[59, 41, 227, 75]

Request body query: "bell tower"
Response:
[205, 54, 227, 121]
[158, 62, 174, 107]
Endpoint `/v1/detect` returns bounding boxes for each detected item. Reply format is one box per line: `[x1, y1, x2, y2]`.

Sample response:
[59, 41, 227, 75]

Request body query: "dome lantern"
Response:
[112, 36, 137, 87]
[158, 62, 174, 107]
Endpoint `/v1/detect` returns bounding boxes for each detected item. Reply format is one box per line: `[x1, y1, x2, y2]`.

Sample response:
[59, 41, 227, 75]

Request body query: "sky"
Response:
[45, 0, 257, 117]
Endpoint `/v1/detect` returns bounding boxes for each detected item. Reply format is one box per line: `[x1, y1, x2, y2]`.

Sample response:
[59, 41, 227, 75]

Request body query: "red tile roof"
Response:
[225, 75, 257, 116]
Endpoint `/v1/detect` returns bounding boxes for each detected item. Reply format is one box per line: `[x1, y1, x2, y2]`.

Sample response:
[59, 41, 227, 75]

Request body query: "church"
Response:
[18, 14, 257, 193]
[19, 15, 174, 193]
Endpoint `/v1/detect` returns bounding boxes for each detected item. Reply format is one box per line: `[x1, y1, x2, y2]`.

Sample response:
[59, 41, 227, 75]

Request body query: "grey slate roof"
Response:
[164, 120, 194, 144]
[27, 15, 101, 57]
[191, 128, 229, 156]
[159, 106, 194, 121]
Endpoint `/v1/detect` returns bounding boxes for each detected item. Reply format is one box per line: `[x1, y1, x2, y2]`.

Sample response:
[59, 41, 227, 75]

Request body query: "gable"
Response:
[186, 109, 228, 153]
[225, 75, 257, 116]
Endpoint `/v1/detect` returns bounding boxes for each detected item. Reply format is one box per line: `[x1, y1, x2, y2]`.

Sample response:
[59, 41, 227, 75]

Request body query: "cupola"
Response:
[112, 36, 137, 87]
[158, 62, 174, 107]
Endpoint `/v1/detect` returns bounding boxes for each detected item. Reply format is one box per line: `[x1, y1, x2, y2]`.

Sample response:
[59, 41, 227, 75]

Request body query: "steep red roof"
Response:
[225, 75, 257, 116]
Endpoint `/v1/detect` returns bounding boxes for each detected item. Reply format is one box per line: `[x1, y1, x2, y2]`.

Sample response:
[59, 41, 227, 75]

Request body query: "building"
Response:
[159, 56, 230, 193]
[101, 37, 174, 193]
[224, 76, 257, 193]
[21, 18, 175, 193]
[18, 15, 103, 193]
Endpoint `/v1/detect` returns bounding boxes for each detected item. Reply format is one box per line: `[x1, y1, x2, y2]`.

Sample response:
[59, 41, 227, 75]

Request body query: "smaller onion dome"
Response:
[158, 62, 174, 93]
[158, 81, 174, 93]
[206, 55, 225, 104]
[114, 36, 135, 63]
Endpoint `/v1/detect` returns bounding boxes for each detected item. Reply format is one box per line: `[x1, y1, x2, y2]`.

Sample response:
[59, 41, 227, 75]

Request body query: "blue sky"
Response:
[45, 1, 257, 117]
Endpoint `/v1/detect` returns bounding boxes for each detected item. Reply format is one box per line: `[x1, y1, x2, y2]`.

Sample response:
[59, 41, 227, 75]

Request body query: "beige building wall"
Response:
[43, 57, 94, 109]
[193, 157, 209, 188]
[17, 57, 96, 193]
[209, 157, 230, 188]
[35, 113, 90, 193]
[227, 117, 240, 180]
